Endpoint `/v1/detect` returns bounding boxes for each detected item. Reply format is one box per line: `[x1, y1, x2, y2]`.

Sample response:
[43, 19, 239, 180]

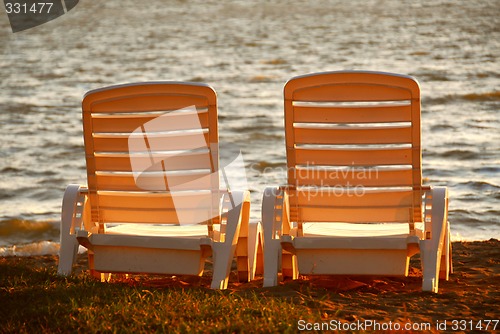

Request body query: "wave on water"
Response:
[423, 91, 500, 105]
[0, 219, 89, 256]
[412, 70, 451, 82]
[462, 91, 500, 101]
[455, 181, 500, 191]
[249, 160, 286, 173]
[1, 0, 498, 253]
[429, 124, 456, 131]
[0, 219, 59, 246]
[440, 149, 481, 160]
[248, 132, 283, 141]
[0, 241, 60, 257]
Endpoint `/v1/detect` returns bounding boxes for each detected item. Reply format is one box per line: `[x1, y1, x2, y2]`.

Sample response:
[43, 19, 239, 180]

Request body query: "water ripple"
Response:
[1, 0, 498, 247]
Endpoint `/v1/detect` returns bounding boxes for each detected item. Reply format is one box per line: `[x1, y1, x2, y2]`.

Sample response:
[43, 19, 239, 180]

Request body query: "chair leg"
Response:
[421, 187, 448, 293]
[255, 237, 264, 277]
[57, 184, 81, 276]
[86, 252, 111, 281]
[247, 221, 263, 280]
[210, 242, 234, 289]
[282, 252, 298, 280]
[210, 191, 251, 289]
[421, 239, 441, 293]
[439, 222, 452, 280]
[449, 222, 453, 274]
[263, 239, 281, 287]
[236, 220, 250, 283]
[58, 233, 79, 276]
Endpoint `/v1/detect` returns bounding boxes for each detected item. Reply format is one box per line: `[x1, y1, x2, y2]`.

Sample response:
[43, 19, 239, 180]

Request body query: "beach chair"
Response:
[262, 71, 452, 293]
[58, 82, 262, 289]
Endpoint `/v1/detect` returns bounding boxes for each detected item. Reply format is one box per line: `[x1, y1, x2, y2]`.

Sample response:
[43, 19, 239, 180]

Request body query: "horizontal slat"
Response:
[293, 167, 414, 187]
[97, 191, 217, 210]
[294, 147, 413, 166]
[93, 131, 210, 153]
[90, 94, 210, 113]
[294, 126, 412, 145]
[93, 151, 213, 172]
[292, 84, 412, 102]
[91, 111, 209, 133]
[293, 104, 412, 123]
[289, 189, 415, 207]
[95, 171, 215, 191]
[99, 207, 215, 224]
[294, 206, 411, 223]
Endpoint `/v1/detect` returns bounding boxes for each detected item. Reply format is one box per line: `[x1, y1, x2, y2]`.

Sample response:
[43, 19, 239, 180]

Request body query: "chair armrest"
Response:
[219, 190, 251, 245]
[262, 186, 297, 286]
[423, 187, 449, 241]
[58, 184, 88, 276]
[262, 186, 292, 240]
[210, 190, 251, 289]
[420, 186, 449, 292]
[61, 184, 88, 235]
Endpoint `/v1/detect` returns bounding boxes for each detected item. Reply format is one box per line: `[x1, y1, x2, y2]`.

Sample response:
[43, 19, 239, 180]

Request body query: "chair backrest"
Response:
[82, 82, 220, 230]
[284, 71, 422, 228]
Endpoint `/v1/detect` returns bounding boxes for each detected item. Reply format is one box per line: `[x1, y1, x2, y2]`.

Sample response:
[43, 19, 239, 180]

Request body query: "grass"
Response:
[1, 240, 499, 333]
[0, 256, 323, 333]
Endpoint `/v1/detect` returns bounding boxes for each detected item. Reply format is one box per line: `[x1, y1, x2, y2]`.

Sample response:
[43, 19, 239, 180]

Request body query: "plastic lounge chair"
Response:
[58, 82, 262, 289]
[262, 71, 452, 293]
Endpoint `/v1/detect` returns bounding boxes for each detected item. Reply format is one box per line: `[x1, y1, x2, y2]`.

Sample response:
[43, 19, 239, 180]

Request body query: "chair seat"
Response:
[286, 223, 423, 250]
[106, 223, 211, 238]
[298, 222, 423, 238]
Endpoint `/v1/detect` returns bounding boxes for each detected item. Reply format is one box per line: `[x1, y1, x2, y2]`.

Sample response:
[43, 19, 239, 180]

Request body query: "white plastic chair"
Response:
[262, 71, 452, 293]
[58, 82, 262, 289]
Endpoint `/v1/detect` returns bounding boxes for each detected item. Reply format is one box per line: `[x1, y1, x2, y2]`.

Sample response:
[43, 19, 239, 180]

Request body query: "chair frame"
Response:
[58, 82, 262, 289]
[262, 71, 452, 292]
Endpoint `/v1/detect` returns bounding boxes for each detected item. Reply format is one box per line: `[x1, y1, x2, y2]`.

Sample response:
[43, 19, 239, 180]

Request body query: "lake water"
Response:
[0, 0, 499, 255]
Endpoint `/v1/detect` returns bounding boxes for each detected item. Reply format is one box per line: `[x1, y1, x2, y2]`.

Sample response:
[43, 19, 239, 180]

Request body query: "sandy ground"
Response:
[2, 239, 499, 332]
